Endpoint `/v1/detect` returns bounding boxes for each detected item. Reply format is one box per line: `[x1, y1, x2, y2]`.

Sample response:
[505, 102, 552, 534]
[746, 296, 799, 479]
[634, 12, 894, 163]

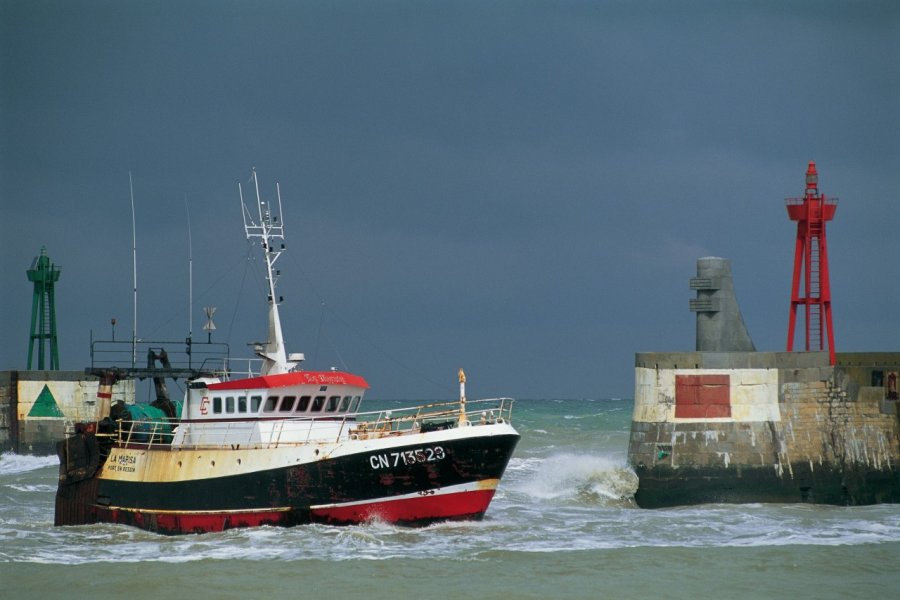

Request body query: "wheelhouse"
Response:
[181, 370, 370, 422]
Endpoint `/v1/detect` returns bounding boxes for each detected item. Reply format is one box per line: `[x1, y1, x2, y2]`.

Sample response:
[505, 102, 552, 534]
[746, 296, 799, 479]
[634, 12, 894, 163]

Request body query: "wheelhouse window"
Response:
[327, 396, 340, 412]
[238, 396, 247, 413]
[213, 397, 222, 414]
[225, 396, 235, 413]
[263, 396, 279, 412]
[338, 396, 352, 412]
[251, 395, 262, 412]
[296, 395, 311, 412]
[311, 395, 325, 412]
[349, 396, 362, 413]
[279, 396, 297, 412]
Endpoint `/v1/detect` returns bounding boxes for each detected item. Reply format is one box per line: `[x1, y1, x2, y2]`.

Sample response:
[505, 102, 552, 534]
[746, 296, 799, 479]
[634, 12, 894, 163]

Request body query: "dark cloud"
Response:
[2, 1, 898, 399]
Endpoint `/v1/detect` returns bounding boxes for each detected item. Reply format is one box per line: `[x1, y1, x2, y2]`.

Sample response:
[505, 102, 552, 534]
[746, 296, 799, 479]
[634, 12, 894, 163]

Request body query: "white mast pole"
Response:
[253, 168, 264, 225]
[276, 182, 284, 223]
[251, 168, 277, 304]
[241, 168, 294, 375]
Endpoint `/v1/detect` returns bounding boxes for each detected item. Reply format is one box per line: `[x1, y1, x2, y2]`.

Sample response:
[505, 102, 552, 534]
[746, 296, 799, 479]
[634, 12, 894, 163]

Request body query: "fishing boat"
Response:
[54, 170, 520, 535]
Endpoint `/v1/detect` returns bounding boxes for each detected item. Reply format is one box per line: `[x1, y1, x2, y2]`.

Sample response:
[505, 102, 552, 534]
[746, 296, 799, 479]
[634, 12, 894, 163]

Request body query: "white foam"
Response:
[7, 484, 57, 493]
[512, 452, 638, 504]
[0, 452, 57, 475]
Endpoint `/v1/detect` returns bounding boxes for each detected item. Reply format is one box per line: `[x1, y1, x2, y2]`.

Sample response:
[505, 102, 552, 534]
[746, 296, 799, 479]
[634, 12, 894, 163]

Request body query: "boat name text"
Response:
[369, 446, 446, 470]
[106, 453, 138, 473]
[302, 373, 350, 385]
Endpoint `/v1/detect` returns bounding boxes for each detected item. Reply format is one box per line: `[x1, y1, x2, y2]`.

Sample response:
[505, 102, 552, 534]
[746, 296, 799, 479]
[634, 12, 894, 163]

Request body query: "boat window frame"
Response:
[225, 396, 235, 413]
[263, 395, 279, 413]
[338, 395, 352, 412]
[296, 395, 311, 412]
[279, 395, 297, 412]
[250, 395, 262, 412]
[238, 396, 247, 413]
[213, 396, 222, 414]
[311, 395, 326, 412]
[326, 395, 340, 412]
[349, 396, 362, 413]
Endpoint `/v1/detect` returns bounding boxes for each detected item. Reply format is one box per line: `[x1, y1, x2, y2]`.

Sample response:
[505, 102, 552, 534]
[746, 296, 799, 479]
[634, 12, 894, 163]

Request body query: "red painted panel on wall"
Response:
[675, 375, 731, 418]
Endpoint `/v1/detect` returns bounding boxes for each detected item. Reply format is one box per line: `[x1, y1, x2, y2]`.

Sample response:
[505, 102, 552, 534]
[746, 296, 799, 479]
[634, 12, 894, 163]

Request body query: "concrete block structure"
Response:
[627, 258, 900, 507]
[0, 371, 133, 454]
[629, 351, 900, 506]
[690, 257, 755, 353]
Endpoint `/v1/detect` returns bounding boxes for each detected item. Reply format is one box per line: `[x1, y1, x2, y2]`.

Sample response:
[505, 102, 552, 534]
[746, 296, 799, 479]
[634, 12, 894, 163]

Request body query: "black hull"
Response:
[56, 431, 520, 534]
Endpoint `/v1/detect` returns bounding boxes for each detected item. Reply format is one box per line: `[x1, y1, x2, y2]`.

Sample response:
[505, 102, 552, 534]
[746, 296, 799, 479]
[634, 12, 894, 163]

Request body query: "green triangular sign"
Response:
[28, 384, 64, 417]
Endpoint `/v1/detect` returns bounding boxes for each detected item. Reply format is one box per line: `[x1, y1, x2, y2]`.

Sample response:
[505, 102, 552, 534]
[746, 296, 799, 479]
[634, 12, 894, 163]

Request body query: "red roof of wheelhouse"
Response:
[207, 370, 370, 391]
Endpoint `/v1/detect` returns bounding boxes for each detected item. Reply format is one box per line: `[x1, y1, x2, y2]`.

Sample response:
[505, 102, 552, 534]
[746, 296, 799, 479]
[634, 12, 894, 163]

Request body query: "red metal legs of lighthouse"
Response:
[785, 162, 838, 365]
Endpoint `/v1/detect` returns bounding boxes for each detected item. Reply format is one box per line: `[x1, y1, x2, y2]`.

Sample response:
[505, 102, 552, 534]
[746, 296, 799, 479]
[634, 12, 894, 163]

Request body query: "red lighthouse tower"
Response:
[786, 161, 838, 364]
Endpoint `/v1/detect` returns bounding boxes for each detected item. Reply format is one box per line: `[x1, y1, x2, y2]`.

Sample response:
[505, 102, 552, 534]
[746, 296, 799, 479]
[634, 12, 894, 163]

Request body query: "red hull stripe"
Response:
[98, 507, 293, 534]
[93, 487, 497, 533]
[208, 370, 369, 391]
[310, 488, 497, 526]
[309, 479, 499, 509]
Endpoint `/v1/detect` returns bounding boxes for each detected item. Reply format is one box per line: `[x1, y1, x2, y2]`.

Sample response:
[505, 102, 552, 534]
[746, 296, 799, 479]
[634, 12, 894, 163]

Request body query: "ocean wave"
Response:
[0, 452, 58, 475]
[6, 484, 57, 493]
[511, 452, 638, 506]
[563, 412, 613, 420]
[504, 456, 544, 473]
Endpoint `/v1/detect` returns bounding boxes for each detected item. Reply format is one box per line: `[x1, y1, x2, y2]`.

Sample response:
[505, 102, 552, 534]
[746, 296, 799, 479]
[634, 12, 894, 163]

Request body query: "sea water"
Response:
[1, 399, 898, 599]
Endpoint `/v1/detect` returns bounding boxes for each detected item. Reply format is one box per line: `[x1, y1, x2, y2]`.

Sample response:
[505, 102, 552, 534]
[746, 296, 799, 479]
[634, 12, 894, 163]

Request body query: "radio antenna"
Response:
[186, 195, 193, 342]
[129, 171, 138, 368]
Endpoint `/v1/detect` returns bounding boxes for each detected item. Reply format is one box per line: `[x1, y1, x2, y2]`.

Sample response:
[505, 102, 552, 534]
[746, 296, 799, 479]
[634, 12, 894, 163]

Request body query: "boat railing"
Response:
[183, 357, 264, 380]
[349, 397, 516, 439]
[213, 358, 264, 379]
[110, 397, 515, 450]
[111, 420, 178, 447]
[88, 338, 230, 372]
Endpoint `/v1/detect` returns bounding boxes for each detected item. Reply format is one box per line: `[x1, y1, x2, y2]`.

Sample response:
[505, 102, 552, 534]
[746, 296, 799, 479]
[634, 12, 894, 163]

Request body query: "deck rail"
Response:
[108, 397, 515, 450]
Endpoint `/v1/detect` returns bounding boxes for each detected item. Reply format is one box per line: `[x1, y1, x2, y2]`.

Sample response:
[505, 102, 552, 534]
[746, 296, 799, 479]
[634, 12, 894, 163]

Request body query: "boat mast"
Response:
[240, 168, 297, 375]
[129, 171, 138, 368]
[186, 195, 193, 367]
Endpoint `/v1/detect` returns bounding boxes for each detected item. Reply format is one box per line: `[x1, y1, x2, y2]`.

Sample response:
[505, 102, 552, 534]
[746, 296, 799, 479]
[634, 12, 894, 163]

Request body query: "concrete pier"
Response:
[628, 351, 900, 506]
[627, 256, 900, 507]
[0, 371, 133, 454]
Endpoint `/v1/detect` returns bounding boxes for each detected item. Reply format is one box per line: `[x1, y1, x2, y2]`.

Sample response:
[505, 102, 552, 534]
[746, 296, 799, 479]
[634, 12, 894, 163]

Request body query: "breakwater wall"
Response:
[628, 351, 900, 507]
[0, 371, 133, 454]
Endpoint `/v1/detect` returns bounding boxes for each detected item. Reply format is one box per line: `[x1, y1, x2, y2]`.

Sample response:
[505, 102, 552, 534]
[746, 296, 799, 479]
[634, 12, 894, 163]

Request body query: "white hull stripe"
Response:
[102, 505, 292, 516]
[309, 479, 500, 510]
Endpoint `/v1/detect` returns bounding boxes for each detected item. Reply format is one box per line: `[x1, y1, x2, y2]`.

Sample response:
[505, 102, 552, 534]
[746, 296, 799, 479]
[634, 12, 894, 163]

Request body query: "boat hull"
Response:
[56, 426, 519, 534]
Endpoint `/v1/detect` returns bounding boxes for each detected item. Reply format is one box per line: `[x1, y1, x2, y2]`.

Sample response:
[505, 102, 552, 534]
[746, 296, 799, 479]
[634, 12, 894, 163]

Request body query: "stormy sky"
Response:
[1, 1, 898, 400]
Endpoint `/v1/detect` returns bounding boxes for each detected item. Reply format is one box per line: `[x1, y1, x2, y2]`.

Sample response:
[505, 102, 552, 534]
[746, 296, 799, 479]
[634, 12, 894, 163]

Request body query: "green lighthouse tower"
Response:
[27, 247, 61, 370]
